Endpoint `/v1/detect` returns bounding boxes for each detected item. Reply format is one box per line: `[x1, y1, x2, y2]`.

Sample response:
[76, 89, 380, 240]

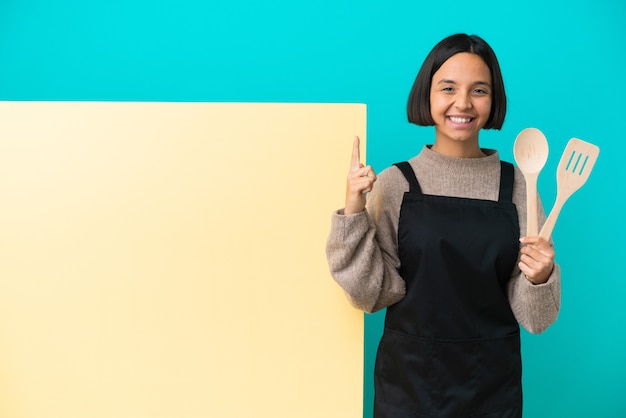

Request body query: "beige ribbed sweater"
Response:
[326, 145, 560, 334]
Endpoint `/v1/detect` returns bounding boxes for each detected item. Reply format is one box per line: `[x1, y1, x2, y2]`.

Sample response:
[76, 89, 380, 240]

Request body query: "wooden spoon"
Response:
[513, 128, 549, 236]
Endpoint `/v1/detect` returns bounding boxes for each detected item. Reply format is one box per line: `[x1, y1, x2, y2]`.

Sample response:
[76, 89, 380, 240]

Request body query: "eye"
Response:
[472, 87, 490, 95]
[441, 86, 454, 93]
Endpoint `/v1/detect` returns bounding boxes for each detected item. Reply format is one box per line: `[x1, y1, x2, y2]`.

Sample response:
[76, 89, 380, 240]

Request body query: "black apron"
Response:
[374, 161, 522, 418]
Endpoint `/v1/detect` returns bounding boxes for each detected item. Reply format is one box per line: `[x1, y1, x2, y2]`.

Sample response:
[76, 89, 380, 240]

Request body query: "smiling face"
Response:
[429, 52, 492, 157]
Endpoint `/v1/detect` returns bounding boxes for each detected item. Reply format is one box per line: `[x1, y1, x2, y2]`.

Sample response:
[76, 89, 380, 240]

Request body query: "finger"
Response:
[519, 249, 554, 273]
[520, 241, 554, 258]
[519, 245, 554, 270]
[518, 260, 541, 282]
[365, 167, 377, 181]
[347, 172, 377, 194]
[522, 245, 555, 260]
[519, 258, 553, 284]
[520, 235, 551, 247]
[350, 136, 361, 171]
[518, 260, 535, 278]
[519, 252, 550, 271]
[348, 165, 375, 180]
[519, 236, 554, 257]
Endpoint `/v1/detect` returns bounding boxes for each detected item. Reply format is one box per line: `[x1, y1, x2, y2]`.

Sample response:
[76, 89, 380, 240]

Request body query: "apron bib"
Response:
[374, 161, 522, 418]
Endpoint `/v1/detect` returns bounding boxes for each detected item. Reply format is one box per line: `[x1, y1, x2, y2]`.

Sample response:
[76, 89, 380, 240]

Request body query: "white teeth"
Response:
[449, 116, 471, 123]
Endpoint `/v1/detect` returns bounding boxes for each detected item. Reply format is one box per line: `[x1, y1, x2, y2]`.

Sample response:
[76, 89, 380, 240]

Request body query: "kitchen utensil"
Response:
[539, 138, 600, 241]
[513, 128, 549, 236]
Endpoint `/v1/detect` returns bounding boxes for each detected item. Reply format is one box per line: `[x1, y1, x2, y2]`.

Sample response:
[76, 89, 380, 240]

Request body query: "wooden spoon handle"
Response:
[525, 173, 539, 236]
[527, 189, 538, 236]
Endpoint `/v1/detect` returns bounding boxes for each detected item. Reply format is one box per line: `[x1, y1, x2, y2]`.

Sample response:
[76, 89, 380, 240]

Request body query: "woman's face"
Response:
[429, 52, 492, 149]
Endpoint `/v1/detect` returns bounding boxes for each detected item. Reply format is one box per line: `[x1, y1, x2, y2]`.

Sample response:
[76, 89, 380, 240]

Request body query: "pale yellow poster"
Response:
[0, 102, 365, 418]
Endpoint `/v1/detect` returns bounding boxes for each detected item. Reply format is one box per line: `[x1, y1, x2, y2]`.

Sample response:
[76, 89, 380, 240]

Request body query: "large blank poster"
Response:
[0, 102, 365, 418]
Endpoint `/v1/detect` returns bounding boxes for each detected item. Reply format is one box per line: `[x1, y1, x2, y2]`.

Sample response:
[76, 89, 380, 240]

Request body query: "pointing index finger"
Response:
[351, 136, 361, 171]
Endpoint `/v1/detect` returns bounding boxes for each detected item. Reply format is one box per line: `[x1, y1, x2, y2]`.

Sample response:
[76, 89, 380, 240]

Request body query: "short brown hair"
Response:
[407, 34, 507, 130]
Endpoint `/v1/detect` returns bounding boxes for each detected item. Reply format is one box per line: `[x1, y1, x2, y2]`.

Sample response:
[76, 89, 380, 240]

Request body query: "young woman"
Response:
[326, 34, 561, 417]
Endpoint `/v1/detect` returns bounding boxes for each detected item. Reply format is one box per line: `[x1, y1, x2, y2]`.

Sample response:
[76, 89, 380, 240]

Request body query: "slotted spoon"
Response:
[539, 138, 600, 241]
[513, 128, 549, 236]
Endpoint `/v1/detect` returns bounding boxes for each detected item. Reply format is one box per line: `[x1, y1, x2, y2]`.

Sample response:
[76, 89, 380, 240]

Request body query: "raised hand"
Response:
[345, 136, 377, 215]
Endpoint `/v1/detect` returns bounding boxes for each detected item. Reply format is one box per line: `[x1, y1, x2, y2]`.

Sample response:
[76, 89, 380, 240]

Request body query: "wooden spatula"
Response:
[539, 138, 600, 241]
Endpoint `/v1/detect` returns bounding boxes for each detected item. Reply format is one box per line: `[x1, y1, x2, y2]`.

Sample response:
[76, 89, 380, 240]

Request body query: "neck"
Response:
[431, 134, 485, 158]
[430, 143, 486, 158]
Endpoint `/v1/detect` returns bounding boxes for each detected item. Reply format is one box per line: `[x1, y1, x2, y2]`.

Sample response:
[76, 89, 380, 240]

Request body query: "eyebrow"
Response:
[437, 79, 492, 87]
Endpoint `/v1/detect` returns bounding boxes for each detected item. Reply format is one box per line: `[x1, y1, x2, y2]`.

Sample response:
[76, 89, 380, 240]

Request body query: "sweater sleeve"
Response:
[325, 168, 407, 313]
[507, 169, 561, 333]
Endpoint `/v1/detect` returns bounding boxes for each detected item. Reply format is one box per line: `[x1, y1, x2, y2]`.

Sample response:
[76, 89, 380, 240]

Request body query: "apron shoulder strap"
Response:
[393, 162, 422, 194]
[394, 160, 513, 201]
[499, 161, 514, 203]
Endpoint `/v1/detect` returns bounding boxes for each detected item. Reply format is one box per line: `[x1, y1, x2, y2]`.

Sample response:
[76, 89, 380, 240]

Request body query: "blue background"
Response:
[1, 0, 625, 416]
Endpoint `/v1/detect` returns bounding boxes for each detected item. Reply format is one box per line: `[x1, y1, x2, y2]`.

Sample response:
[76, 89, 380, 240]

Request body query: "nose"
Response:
[454, 91, 472, 110]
